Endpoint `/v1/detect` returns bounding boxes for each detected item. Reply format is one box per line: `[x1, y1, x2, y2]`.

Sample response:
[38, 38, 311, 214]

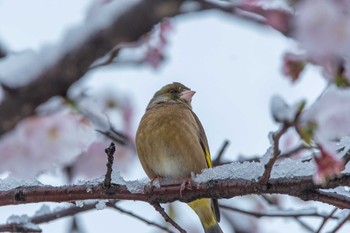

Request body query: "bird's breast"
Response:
[136, 104, 207, 178]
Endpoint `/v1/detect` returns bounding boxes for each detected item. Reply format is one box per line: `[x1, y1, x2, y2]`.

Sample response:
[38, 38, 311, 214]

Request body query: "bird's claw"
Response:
[180, 178, 192, 197]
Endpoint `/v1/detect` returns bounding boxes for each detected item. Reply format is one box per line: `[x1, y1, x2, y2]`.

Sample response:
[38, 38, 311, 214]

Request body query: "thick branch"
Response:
[0, 0, 184, 136]
[0, 0, 295, 137]
[1, 173, 350, 209]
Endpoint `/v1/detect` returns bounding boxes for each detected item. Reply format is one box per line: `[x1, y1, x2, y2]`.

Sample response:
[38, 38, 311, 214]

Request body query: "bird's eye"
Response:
[168, 89, 176, 94]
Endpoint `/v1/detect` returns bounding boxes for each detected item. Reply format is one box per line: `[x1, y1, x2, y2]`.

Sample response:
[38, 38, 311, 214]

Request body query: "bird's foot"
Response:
[150, 176, 161, 190]
[180, 178, 192, 197]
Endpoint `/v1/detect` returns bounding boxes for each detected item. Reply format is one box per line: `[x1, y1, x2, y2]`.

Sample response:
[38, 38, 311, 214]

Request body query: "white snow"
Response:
[270, 95, 304, 123]
[75, 200, 85, 208]
[195, 153, 318, 184]
[6, 214, 40, 231]
[337, 136, 350, 158]
[321, 187, 350, 198]
[95, 200, 107, 210]
[263, 207, 319, 216]
[7, 214, 29, 224]
[0, 0, 140, 88]
[194, 161, 264, 183]
[34, 204, 51, 216]
[0, 176, 42, 191]
[125, 178, 149, 193]
[0, 50, 50, 87]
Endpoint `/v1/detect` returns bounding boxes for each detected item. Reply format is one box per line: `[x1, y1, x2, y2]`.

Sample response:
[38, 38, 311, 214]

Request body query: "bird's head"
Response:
[147, 82, 196, 109]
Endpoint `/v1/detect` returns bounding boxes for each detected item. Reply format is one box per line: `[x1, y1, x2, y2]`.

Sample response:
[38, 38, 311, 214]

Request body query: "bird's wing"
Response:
[191, 110, 221, 222]
[191, 111, 212, 168]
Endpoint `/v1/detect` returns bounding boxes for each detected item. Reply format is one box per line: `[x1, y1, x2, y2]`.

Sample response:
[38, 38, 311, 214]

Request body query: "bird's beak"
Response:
[180, 90, 196, 102]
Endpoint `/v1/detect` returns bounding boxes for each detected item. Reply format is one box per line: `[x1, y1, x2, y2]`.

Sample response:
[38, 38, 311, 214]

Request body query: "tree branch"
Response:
[103, 142, 116, 189]
[0, 0, 295, 138]
[1, 171, 350, 209]
[220, 204, 336, 219]
[0, 0, 184, 137]
[212, 139, 230, 166]
[329, 212, 350, 233]
[259, 124, 290, 186]
[315, 208, 337, 233]
[107, 202, 175, 233]
[151, 202, 186, 233]
[0, 202, 98, 232]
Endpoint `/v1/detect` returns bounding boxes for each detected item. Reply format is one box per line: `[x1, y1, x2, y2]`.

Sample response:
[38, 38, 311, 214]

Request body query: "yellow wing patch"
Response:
[205, 148, 212, 168]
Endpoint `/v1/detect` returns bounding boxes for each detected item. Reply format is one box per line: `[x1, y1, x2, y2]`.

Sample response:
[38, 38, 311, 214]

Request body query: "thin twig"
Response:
[259, 124, 290, 186]
[260, 195, 315, 232]
[189, 0, 292, 36]
[221, 210, 250, 233]
[103, 142, 116, 189]
[338, 146, 350, 164]
[212, 139, 230, 166]
[278, 144, 311, 159]
[294, 218, 315, 233]
[89, 39, 148, 70]
[0, 202, 99, 232]
[328, 212, 350, 233]
[151, 202, 186, 233]
[107, 202, 174, 233]
[315, 208, 337, 233]
[220, 204, 333, 219]
[96, 126, 130, 146]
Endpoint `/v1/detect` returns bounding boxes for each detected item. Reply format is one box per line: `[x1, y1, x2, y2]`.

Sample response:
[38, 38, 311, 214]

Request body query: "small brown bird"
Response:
[136, 82, 222, 233]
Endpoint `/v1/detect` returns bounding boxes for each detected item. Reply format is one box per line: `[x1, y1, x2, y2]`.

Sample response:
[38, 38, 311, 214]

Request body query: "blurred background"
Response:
[0, 0, 343, 232]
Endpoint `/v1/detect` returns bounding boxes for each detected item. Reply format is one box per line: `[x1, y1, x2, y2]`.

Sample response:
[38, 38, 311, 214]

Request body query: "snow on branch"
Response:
[0, 158, 350, 209]
[0, 0, 183, 137]
[0, 0, 294, 138]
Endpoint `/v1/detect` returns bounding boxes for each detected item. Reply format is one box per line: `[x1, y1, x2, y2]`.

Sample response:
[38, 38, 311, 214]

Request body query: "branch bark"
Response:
[0, 0, 184, 137]
[1, 172, 350, 209]
[0, 0, 294, 138]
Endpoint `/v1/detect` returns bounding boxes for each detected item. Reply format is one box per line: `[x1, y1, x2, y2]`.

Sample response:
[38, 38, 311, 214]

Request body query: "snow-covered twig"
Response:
[186, 0, 292, 36]
[0, 202, 99, 232]
[259, 124, 290, 186]
[103, 142, 116, 189]
[1, 169, 350, 209]
[0, 0, 183, 137]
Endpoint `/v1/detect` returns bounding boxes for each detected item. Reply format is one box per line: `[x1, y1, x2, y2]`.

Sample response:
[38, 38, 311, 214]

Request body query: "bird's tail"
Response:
[204, 224, 223, 233]
[188, 198, 223, 233]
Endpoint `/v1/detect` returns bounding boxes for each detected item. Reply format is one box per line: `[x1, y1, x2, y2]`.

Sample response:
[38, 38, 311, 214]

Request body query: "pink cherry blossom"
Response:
[282, 52, 306, 82]
[294, 0, 350, 58]
[313, 146, 345, 184]
[301, 85, 350, 152]
[0, 111, 95, 177]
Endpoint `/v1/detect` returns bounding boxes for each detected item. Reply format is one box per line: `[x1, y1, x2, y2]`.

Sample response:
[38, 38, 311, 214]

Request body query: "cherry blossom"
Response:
[301, 85, 350, 152]
[294, 0, 350, 58]
[0, 111, 95, 177]
[282, 52, 306, 82]
[313, 146, 345, 185]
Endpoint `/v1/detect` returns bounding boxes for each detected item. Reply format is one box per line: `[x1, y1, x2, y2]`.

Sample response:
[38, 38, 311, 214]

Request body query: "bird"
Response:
[135, 82, 222, 233]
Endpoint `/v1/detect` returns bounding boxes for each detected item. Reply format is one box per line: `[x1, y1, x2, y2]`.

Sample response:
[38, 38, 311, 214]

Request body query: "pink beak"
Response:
[180, 90, 196, 102]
